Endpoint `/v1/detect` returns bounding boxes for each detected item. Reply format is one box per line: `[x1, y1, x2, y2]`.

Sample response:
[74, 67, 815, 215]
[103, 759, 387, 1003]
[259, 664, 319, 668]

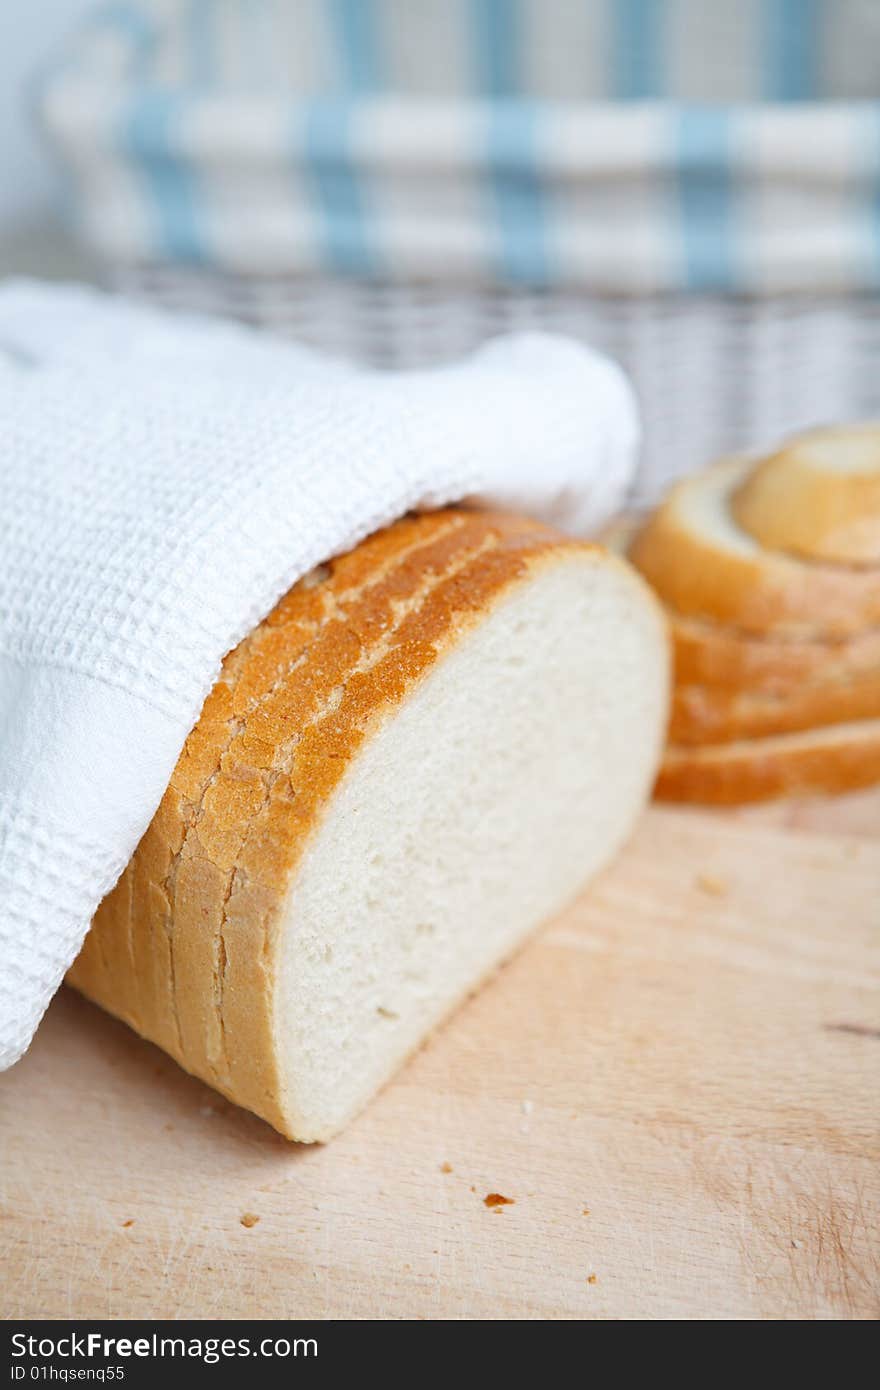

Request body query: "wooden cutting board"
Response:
[1, 793, 878, 1321]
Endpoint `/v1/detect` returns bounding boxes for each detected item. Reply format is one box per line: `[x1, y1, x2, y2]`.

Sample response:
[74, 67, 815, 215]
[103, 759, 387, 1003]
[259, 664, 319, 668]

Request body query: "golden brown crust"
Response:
[622, 429, 880, 800]
[670, 612, 880, 691]
[731, 424, 880, 566]
[628, 457, 880, 638]
[670, 667, 880, 745]
[68, 508, 592, 1135]
[656, 721, 880, 804]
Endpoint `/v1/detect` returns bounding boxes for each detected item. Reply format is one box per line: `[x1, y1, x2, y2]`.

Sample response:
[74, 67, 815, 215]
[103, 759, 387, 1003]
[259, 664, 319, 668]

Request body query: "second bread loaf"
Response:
[627, 423, 880, 802]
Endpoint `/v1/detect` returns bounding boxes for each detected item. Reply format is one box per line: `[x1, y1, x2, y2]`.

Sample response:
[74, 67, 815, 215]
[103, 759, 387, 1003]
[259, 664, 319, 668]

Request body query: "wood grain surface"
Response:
[1, 796, 878, 1320]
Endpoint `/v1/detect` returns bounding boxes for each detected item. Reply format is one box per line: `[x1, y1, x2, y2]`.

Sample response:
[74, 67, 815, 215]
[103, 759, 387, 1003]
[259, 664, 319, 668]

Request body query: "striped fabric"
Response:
[36, 0, 880, 292]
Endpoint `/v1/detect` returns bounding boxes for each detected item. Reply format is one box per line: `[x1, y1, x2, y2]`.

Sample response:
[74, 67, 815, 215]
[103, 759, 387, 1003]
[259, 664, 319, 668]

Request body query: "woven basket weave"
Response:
[114, 265, 880, 505]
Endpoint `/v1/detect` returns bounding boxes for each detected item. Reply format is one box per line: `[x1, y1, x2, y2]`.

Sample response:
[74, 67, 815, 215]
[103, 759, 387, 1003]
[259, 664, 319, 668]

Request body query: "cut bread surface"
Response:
[69, 508, 668, 1141]
[629, 456, 880, 637]
[624, 425, 880, 802]
[731, 423, 880, 566]
[279, 556, 667, 1138]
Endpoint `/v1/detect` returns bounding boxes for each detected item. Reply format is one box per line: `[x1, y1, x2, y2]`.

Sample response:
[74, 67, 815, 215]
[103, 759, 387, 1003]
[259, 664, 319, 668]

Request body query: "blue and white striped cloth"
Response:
[37, 0, 880, 292]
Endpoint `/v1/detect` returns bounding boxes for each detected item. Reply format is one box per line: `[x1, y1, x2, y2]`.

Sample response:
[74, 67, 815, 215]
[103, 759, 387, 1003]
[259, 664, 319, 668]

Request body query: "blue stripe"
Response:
[184, 0, 217, 88]
[31, 4, 159, 240]
[470, 4, 547, 283]
[612, 0, 664, 100]
[301, 103, 376, 276]
[93, 2, 156, 80]
[472, 0, 519, 96]
[122, 91, 205, 263]
[329, 0, 384, 93]
[677, 109, 735, 291]
[764, 0, 819, 101]
[485, 104, 549, 286]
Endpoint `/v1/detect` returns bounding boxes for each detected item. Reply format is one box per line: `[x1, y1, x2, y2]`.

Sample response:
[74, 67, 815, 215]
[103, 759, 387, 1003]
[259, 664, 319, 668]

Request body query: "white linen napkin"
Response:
[0, 280, 638, 1068]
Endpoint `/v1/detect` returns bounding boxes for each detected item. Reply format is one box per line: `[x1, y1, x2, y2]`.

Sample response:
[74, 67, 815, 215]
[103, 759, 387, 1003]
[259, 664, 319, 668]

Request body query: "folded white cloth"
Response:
[0, 280, 638, 1068]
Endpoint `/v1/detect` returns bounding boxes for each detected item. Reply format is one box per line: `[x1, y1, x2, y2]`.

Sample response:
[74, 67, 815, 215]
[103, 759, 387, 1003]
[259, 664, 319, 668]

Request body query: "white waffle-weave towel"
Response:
[0, 280, 638, 1068]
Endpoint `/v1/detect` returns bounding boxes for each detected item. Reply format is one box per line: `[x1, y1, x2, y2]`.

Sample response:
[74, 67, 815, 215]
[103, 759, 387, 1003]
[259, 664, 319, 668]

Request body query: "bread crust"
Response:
[68, 508, 621, 1136]
[670, 612, 880, 691]
[629, 457, 880, 637]
[670, 667, 880, 745]
[604, 518, 880, 690]
[625, 430, 880, 800]
[656, 720, 880, 804]
[731, 424, 880, 566]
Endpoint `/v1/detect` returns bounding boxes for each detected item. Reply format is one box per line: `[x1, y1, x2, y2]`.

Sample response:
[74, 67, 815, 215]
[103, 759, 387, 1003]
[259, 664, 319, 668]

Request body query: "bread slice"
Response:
[670, 611, 880, 692]
[628, 456, 880, 637]
[607, 513, 880, 689]
[68, 508, 669, 1141]
[656, 718, 880, 804]
[670, 667, 880, 745]
[731, 423, 880, 566]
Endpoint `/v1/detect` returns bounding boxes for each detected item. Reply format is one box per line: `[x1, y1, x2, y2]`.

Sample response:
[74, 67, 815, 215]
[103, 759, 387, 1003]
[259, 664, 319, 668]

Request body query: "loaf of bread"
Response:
[626, 423, 880, 803]
[68, 508, 669, 1140]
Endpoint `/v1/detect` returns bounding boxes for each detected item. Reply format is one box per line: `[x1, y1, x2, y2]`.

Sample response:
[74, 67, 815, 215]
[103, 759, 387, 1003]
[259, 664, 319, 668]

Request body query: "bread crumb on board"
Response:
[696, 872, 728, 897]
[484, 1193, 515, 1209]
[240, 1213, 260, 1229]
[121, 1219, 135, 1229]
[440, 1162, 453, 1174]
[587, 1274, 598, 1285]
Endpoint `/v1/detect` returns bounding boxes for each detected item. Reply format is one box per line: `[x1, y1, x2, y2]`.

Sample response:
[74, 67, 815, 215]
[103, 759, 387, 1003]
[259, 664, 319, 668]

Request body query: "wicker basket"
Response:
[40, 1, 880, 504]
[113, 266, 880, 504]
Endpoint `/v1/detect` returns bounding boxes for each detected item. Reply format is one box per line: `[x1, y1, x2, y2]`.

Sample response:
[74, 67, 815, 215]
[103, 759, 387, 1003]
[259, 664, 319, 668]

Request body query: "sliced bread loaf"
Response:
[629, 456, 880, 638]
[731, 423, 880, 566]
[624, 423, 880, 803]
[68, 508, 669, 1140]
